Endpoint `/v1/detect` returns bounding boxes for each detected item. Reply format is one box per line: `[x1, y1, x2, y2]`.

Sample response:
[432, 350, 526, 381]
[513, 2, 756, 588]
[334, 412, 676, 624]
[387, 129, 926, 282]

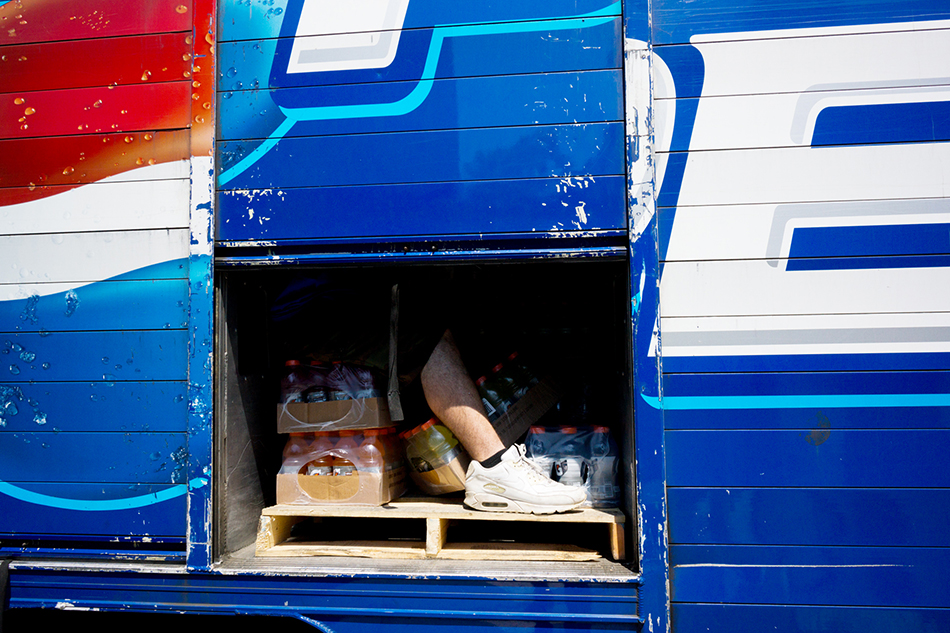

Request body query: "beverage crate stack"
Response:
[276, 360, 406, 505]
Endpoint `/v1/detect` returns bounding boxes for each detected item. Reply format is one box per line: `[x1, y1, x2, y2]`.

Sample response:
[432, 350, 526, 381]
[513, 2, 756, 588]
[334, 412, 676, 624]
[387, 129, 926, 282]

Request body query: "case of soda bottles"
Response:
[524, 425, 621, 508]
[400, 418, 471, 495]
[276, 427, 407, 505]
[277, 360, 393, 433]
[473, 351, 561, 447]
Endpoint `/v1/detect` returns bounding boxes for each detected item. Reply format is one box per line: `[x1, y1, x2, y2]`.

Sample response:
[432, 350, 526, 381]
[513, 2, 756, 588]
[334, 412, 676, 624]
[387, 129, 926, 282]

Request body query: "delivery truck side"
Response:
[1, 0, 949, 632]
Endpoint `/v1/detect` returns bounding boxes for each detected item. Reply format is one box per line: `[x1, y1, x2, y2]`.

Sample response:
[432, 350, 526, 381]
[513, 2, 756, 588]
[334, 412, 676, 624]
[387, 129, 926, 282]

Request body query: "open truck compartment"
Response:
[214, 258, 637, 577]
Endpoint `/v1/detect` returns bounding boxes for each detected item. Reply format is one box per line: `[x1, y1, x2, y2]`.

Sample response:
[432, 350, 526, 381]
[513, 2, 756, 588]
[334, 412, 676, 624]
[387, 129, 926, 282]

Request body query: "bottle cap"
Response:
[399, 417, 437, 440]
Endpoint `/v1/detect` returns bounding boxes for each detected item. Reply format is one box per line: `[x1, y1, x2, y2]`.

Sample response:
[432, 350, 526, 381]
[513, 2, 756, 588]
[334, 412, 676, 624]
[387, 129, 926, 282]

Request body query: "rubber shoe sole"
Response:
[464, 491, 584, 515]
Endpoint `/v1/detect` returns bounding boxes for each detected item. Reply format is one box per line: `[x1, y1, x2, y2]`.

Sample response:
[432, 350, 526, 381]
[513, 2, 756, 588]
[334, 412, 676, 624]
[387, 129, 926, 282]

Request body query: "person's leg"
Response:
[420, 329, 586, 514]
[420, 330, 505, 462]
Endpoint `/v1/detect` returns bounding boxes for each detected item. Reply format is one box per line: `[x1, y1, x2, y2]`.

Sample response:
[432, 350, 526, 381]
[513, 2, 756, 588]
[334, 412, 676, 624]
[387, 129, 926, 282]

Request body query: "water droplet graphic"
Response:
[176, 4, 188, 13]
[149, 451, 162, 461]
[141, 70, 151, 81]
[34, 411, 47, 425]
[14, 97, 24, 105]
[41, 362, 50, 370]
[9, 365, 20, 375]
[19, 350, 34, 362]
[182, 53, 192, 61]
[143, 132, 154, 141]
[62, 165, 74, 175]
[64, 289, 79, 316]
[185, 35, 193, 45]
[124, 135, 134, 143]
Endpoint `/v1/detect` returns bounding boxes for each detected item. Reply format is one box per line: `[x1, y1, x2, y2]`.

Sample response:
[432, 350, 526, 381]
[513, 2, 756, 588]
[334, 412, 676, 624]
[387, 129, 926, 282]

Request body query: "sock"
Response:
[479, 447, 507, 469]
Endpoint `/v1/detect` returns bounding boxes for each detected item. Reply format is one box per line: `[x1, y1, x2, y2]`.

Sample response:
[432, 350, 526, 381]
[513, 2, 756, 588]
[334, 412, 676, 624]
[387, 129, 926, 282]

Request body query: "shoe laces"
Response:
[509, 444, 556, 484]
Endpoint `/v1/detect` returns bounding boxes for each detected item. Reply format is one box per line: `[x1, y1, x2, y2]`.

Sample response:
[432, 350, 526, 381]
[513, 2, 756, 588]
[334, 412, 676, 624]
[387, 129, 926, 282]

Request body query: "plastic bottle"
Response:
[359, 429, 385, 475]
[283, 432, 313, 460]
[305, 432, 336, 476]
[281, 360, 310, 403]
[333, 430, 361, 476]
[525, 426, 554, 477]
[400, 418, 469, 494]
[588, 426, 619, 507]
[554, 426, 586, 487]
[475, 375, 503, 421]
[503, 351, 537, 400]
[327, 361, 352, 401]
[488, 361, 517, 411]
[303, 361, 328, 402]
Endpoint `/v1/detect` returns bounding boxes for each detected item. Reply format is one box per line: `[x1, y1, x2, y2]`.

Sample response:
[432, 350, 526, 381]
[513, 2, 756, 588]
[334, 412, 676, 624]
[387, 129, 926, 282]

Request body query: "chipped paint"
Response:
[574, 201, 588, 226]
[55, 602, 98, 611]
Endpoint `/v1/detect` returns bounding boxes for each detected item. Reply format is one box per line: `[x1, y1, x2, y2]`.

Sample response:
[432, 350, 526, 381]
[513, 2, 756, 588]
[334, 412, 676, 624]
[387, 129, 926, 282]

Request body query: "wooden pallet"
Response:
[256, 496, 625, 562]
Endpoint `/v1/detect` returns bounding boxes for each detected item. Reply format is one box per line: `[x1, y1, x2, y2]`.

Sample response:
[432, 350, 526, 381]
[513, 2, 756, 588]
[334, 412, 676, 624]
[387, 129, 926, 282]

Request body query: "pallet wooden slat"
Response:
[256, 497, 626, 562]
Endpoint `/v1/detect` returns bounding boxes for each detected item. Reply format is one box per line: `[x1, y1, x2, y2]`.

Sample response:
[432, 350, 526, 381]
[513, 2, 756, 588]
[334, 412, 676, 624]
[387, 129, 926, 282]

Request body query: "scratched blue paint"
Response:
[217, 175, 626, 242]
[222, 123, 624, 189]
[219, 69, 623, 142]
[245, 19, 621, 91]
[218, 4, 620, 186]
[186, 250, 214, 569]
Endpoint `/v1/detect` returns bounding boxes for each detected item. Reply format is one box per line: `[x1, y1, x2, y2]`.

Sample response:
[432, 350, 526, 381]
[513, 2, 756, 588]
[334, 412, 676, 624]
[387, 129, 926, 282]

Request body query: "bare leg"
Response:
[421, 330, 505, 462]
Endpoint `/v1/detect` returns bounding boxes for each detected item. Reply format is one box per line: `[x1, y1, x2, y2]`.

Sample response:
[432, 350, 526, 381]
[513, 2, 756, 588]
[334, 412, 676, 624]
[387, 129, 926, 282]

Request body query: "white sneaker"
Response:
[464, 444, 587, 514]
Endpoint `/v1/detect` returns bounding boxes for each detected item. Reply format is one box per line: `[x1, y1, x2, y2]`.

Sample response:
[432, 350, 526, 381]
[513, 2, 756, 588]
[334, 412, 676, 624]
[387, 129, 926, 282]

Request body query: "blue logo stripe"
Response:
[0, 477, 208, 511]
[218, 2, 621, 186]
[642, 393, 950, 410]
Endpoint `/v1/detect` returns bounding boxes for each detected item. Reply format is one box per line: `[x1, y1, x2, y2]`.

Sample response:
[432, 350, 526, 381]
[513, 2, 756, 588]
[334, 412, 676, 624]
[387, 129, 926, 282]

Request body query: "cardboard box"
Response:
[277, 397, 394, 434]
[490, 376, 561, 447]
[277, 466, 407, 506]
